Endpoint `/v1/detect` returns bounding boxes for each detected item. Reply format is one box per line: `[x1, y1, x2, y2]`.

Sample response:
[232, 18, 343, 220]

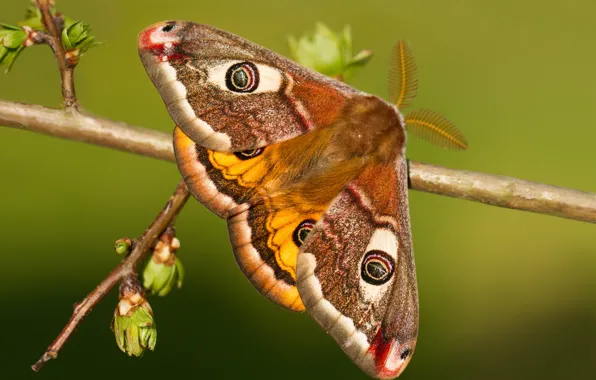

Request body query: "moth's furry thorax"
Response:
[253, 95, 405, 209]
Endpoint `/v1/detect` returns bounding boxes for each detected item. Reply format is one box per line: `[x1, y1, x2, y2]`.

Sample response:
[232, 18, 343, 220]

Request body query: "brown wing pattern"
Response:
[140, 21, 359, 152]
[228, 195, 327, 311]
[174, 127, 333, 311]
[296, 156, 418, 379]
[143, 19, 420, 379]
[174, 126, 270, 218]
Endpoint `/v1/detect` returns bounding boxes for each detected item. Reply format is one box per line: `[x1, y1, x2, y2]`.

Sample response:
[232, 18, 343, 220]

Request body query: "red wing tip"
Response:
[367, 328, 415, 379]
[138, 21, 184, 60]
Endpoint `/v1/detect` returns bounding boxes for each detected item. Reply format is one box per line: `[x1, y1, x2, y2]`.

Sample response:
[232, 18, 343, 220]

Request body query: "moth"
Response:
[138, 21, 466, 379]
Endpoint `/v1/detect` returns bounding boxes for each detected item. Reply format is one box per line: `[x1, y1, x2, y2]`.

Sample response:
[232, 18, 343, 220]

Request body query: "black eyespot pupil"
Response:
[366, 261, 388, 280]
[161, 24, 175, 33]
[232, 69, 249, 89]
[225, 62, 259, 93]
[292, 219, 316, 247]
[400, 348, 411, 360]
[233, 148, 263, 160]
[298, 228, 310, 243]
[361, 250, 395, 285]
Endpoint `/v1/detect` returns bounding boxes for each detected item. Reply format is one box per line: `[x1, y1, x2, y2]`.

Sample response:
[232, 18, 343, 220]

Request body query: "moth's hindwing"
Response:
[296, 156, 418, 379]
[175, 127, 332, 311]
[228, 196, 327, 312]
[174, 126, 267, 217]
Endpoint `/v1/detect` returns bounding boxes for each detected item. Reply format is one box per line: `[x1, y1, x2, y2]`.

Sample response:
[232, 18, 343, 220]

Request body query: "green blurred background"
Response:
[1, 0, 595, 379]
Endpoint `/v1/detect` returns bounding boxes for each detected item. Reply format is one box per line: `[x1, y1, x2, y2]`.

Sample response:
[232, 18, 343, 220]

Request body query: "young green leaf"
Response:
[3, 30, 27, 49]
[0, 25, 28, 72]
[62, 21, 100, 56]
[0, 23, 22, 31]
[18, 5, 44, 30]
[347, 49, 373, 69]
[0, 45, 24, 71]
[340, 25, 353, 68]
[288, 22, 372, 80]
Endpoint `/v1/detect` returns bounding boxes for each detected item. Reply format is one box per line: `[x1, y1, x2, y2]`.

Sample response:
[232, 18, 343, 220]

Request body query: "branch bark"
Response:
[0, 100, 173, 161]
[31, 178, 190, 372]
[1, 99, 595, 224]
[35, 0, 78, 110]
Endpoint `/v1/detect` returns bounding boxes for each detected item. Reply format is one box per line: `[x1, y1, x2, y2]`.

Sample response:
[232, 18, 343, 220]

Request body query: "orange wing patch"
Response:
[228, 195, 327, 312]
[174, 127, 271, 218]
[209, 150, 270, 187]
[174, 127, 332, 312]
[265, 197, 326, 278]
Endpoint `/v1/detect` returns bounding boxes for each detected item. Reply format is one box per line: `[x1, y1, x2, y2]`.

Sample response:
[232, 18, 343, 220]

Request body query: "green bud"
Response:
[142, 237, 184, 296]
[289, 23, 341, 77]
[112, 291, 157, 357]
[114, 238, 132, 255]
[288, 23, 373, 80]
[61, 21, 101, 57]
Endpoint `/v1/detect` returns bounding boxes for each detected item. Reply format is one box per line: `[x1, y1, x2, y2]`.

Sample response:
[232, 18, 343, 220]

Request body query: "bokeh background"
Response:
[1, 0, 595, 379]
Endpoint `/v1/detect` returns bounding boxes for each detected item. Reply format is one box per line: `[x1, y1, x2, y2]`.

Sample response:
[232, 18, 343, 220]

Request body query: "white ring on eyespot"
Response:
[207, 60, 284, 94]
[364, 229, 398, 261]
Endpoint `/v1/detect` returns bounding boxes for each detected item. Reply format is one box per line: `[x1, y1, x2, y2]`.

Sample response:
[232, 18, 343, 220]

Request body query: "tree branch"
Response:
[0, 100, 173, 161]
[31, 178, 190, 372]
[1, 99, 595, 224]
[35, 0, 78, 110]
[408, 162, 596, 223]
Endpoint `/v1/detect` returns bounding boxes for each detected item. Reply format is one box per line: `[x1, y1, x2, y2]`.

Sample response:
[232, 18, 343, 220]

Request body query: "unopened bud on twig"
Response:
[142, 227, 184, 296]
[114, 238, 132, 255]
[111, 278, 156, 357]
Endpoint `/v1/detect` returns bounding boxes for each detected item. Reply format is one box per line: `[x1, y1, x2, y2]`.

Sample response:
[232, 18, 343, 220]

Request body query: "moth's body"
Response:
[232, 96, 406, 207]
[140, 21, 418, 379]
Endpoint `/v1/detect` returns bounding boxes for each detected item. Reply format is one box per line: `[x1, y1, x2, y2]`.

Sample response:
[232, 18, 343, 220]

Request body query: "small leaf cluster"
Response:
[62, 21, 101, 64]
[289, 23, 372, 80]
[0, 1, 100, 71]
[111, 231, 185, 357]
[0, 24, 28, 71]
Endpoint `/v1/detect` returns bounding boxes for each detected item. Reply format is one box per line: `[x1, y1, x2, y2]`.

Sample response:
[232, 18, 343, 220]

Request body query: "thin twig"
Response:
[1, 99, 595, 223]
[35, 0, 78, 110]
[31, 179, 190, 372]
